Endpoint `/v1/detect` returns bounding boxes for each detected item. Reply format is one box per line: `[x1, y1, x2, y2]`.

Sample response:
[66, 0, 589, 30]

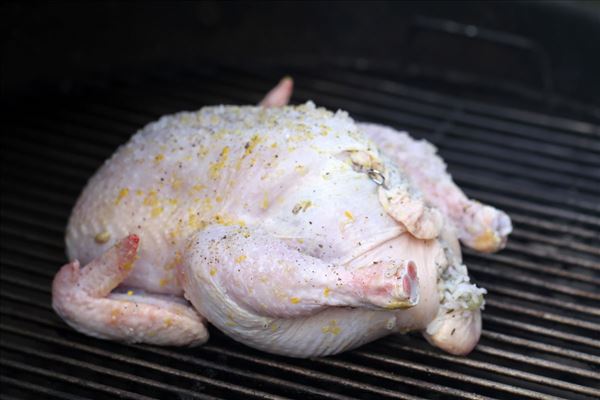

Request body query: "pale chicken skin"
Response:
[52, 79, 511, 357]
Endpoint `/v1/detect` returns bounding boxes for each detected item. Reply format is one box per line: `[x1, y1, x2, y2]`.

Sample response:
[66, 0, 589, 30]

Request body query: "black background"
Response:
[3, 1, 600, 108]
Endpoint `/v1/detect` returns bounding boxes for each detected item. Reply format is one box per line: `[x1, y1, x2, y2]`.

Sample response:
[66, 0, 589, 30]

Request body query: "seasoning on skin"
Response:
[144, 191, 160, 207]
[209, 146, 230, 179]
[115, 188, 129, 205]
[95, 231, 111, 244]
[344, 211, 355, 221]
[164, 252, 182, 270]
[127, 290, 134, 296]
[322, 320, 341, 335]
[473, 228, 498, 252]
[292, 200, 312, 214]
[188, 213, 207, 230]
[235, 255, 247, 264]
[170, 179, 183, 190]
[294, 165, 307, 175]
[244, 134, 262, 157]
[290, 297, 301, 304]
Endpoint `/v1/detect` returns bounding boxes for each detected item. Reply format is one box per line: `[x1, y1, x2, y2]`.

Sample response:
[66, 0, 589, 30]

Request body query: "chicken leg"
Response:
[180, 225, 419, 319]
[360, 123, 512, 253]
[52, 235, 208, 346]
[180, 225, 438, 357]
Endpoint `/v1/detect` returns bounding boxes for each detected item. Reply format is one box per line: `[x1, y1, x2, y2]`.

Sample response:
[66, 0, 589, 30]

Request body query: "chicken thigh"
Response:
[52, 78, 511, 357]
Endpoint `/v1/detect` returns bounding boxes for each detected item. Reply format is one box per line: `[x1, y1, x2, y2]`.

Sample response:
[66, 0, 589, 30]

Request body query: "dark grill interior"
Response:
[1, 66, 599, 399]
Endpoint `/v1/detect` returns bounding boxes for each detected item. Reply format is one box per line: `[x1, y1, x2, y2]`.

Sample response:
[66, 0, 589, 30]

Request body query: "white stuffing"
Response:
[438, 262, 486, 313]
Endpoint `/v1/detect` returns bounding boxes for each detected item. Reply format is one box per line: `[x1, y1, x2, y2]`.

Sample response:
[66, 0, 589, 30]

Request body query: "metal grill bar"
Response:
[287, 69, 600, 133]
[482, 314, 599, 348]
[282, 73, 600, 152]
[467, 251, 600, 283]
[2, 68, 599, 399]
[465, 251, 598, 284]
[510, 229, 600, 256]
[503, 213, 597, 240]
[352, 350, 567, 400]
[0, 324, 302, 400]
[0, 358, 155, 400]
[480, 330, 600, 364]
[0, 264, 596, 398]
[5, 261, 593, 397]
[378, 344, 599, 397]
[198, 346, 428, 400]
[473, 344, 600, 379]
[0, 270, 587, 393]
[503, 242, 600, 270]
[0, 375, 87, 400]
[484, 299, 600, 332]
[467, 263, 599, 301]
[478, 282, 600, 316]
[0, 304, 428, 400]
[0, 340, 220, 400]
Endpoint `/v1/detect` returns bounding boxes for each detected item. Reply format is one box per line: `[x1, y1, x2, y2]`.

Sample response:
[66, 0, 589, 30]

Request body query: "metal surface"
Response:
[1, 67, 599, 399]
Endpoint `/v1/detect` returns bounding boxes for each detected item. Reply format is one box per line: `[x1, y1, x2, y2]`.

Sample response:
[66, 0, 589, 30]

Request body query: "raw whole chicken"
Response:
[52, 78, 512, 357]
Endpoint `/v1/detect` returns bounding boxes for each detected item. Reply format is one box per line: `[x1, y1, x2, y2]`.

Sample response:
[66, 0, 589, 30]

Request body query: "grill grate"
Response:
[1, 66, 599, 399]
